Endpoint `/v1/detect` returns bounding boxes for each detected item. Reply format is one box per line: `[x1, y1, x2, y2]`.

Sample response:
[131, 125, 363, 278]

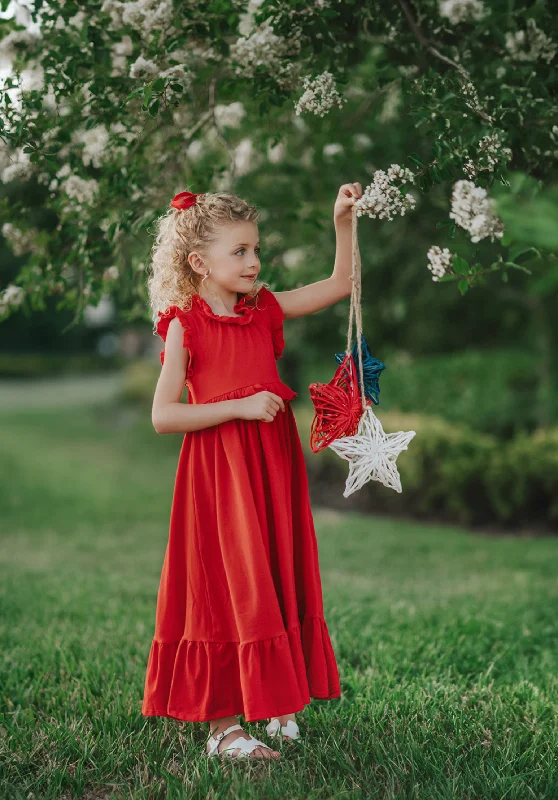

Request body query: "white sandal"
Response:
[265, 717, 301, 741]
[206, 723, 280, 759]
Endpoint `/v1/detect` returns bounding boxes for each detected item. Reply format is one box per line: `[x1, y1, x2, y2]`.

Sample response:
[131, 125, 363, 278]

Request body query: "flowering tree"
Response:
[1, 0, 557, 325]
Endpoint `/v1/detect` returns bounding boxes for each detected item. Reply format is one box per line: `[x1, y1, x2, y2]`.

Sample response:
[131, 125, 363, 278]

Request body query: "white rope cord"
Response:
[346, 208, 367, 410]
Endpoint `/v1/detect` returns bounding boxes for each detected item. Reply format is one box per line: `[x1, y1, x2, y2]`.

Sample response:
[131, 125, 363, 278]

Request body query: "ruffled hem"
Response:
[204, 380, 298, 405]
[156, 305, 195, 380]
[141, 616, 341, 722]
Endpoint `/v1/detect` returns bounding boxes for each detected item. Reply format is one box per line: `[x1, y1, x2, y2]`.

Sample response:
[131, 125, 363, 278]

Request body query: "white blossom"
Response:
[463, 132, 512, 177]
[186, 140, 204, 161]
[295, 71, 346, 117]
[56, 163, 72, 180]
[61, 174, 100, 207]
[1, 150, 33, 184]
[110, 35, 134, 76]
[449, 180, 504, 243]
[460, 79, 492, 120]
[398, 64, 419, 77]
[354, 165, 416, 222]
[71, 125, 111, 169]
[323, 143, 344, 158]
[103, 265, 119, 282]
[214, 102, 246, 129]
[120, 0, 174, 36]
[300, 147, 314, 168]
[234, 138, 263, 176]
[160, 64, 192, 94]
[101, 0, 125, 28]
[238, 0, 265, 36]
[267, 141, 285, 163]
[426, 245, 453, 282]
[379, 84, 402, 123]
[264, 231, 284, 249]
[0, 29, 40, 61]
[478, 133, 512, 170]
[463, 158, 477, 178]
[0, 284, 25, 314]
[1, 223, 39, 256]
[129, 56, 159, 80]
[505, 19, 556, 64]
[67, 10, 87, 28]
[439, 0, 485, 24]
[353, 133, 373, 151]
[283, 247, 306, 268]
[231, 22, 294, 77]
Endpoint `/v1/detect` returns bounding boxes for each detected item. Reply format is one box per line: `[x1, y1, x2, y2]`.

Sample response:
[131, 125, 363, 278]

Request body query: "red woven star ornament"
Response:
[308, 353, 370, 453]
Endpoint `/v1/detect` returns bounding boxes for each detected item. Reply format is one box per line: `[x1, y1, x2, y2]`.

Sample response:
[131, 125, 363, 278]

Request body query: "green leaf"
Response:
[453, 255, 469, 275]
[508, 245, 539, 263]
[408, 153, 424, 167]
[124, 87, 144, 104]
[151, 77, 166, 93]
[501, 271, 508, 282]
[500, 230, 513, 247]
[528, 264, 558, 296]
[503, 261, 533, 274]
[458, 279, 469, 295]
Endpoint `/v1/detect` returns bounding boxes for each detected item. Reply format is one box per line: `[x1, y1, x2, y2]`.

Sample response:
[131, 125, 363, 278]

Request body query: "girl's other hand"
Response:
[333, 182, 363, 226]
[237, 391, 286, 422]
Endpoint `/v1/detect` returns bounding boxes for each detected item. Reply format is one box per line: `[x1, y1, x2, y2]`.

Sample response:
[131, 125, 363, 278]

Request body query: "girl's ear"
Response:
[187, 251, 205, 274]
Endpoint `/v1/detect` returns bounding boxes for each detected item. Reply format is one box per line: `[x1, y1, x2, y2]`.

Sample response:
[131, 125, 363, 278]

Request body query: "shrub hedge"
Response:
[295, 405, 558, 531]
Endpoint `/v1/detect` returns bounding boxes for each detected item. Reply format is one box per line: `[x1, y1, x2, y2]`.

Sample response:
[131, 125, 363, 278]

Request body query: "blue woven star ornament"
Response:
[335, 334, 386, 405]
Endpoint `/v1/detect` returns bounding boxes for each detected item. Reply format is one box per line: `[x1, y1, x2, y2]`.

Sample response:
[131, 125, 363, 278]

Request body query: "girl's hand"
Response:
[237, 391, 286, 422]
[333, 182, 363, 226]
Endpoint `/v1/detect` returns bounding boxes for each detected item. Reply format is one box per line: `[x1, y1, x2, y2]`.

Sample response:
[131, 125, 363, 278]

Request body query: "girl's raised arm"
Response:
[273, 182, 362, 319]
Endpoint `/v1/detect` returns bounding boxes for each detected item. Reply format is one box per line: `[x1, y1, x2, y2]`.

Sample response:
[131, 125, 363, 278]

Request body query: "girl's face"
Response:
[194, 220, 261, 294]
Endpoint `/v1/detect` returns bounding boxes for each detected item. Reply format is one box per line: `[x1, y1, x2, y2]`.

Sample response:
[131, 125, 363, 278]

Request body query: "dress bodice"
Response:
[156, 286, 297, 405]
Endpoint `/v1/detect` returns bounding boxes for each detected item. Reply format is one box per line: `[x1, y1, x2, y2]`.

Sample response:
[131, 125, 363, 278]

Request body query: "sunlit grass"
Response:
[1, 399, 558, 799]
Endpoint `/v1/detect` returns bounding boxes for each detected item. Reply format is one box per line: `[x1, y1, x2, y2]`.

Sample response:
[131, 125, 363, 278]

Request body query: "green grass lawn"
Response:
[1, 396, 558, 799]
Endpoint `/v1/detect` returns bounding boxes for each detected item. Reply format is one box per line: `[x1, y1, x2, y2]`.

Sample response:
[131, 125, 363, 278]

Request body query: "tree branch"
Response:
[396, 0, 493, 124]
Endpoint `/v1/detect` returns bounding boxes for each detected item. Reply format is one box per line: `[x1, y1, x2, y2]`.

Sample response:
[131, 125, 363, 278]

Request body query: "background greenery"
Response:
[2, 2, 558, 795]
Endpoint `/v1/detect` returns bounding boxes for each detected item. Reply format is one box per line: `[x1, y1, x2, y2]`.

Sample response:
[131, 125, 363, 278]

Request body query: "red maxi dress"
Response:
[141, 285, 341, 723]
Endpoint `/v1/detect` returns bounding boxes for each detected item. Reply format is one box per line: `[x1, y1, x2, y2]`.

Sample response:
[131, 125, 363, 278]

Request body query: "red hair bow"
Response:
[170, 191, 203, 210]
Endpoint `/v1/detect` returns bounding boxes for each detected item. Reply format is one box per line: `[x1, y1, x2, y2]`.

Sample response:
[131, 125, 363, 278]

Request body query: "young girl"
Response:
[141, 184, 362, 760]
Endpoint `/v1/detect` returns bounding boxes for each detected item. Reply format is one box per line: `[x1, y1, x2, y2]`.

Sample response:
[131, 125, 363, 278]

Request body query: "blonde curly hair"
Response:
[146, 191, 269, 328]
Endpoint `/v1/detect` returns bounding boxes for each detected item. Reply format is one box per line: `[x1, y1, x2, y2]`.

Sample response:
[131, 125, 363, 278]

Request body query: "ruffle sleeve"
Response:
[260, 287, 286, 360]
[156, 305, 195, 381]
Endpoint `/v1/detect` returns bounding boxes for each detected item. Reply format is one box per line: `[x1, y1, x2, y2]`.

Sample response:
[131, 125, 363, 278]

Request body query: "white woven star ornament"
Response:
[328, 406, 416, 496]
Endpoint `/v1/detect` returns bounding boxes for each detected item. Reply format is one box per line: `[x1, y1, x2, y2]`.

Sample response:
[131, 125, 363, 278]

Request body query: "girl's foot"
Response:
[266, 713, 300, 742]
[206, 722, 281, 759]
